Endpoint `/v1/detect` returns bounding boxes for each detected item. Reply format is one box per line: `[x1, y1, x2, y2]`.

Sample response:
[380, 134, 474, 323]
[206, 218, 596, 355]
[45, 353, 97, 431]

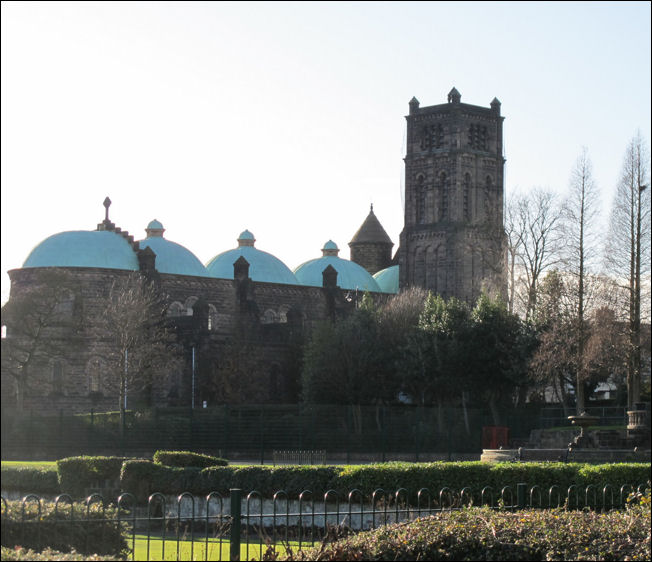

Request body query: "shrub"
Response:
[0, 499, 129, 557]
[153, 450, 228, 468]
[229, 465, 341, 498]
[119, 460, 180, 503]
[120, 461, 341, 501]
[333, 461, 650, 504]
[56, 456, 125, 498]
[0, 546, 124, 561]
[284, 500, 651, 560]
[119, 461, 650, 505]
[1, 466, 60, 495]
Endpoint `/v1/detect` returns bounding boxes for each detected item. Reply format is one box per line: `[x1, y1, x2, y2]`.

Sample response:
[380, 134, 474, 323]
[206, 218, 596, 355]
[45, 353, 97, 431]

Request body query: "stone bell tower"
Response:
[398, 88, 507, 303]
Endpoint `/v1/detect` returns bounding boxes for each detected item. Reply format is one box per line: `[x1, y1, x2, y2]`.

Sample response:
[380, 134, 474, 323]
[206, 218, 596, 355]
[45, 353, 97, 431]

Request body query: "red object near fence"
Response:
[482, 426, 510, 449]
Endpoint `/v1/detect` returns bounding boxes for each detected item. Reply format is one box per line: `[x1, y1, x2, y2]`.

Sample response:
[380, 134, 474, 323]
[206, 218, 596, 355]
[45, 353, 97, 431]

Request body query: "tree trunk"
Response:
[436, 398, 445, 433]
[16, 378, 25, 411]
[488, 393, 502, 426]
[119, 376, 126, 442]
[352, 404, 363, 435]
[461, 391, 471, 436]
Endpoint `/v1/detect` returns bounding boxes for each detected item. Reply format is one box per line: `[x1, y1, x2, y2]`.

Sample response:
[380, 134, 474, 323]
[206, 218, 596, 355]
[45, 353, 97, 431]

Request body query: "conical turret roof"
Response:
[349, 205, 393, 246]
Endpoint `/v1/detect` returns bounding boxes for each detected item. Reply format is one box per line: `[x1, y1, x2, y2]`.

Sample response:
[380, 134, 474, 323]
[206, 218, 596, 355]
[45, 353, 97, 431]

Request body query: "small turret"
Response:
[491, 97, 501, 115]
[409, 96, 420, 115]
[448, 87, 461, 104]
[349, 204, 393, 275]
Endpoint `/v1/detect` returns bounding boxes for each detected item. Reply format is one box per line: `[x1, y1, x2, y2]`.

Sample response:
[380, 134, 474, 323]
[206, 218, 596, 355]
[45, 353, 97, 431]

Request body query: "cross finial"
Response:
[103, 197, 112, 221]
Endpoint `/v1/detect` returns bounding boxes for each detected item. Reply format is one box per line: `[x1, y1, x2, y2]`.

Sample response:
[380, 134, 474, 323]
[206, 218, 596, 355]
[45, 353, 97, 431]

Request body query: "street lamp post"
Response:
[632, 183, 647, 408]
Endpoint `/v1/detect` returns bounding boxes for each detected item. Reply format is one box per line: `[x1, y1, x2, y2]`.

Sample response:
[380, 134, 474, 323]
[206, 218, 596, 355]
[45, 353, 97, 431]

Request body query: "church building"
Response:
[1, 89, 506, 414]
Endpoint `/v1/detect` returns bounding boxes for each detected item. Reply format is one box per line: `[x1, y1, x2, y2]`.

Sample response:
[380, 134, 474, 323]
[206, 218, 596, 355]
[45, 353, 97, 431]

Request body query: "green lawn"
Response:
[131, 535, 300, 561]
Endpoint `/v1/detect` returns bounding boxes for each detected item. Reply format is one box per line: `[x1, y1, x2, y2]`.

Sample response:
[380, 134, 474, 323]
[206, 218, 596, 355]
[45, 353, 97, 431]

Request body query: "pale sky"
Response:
[2, 1, 651, 304]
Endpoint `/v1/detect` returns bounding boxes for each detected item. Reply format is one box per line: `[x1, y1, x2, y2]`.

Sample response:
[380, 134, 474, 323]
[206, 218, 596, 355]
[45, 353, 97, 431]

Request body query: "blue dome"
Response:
[206, 231, 298, 285]
[139, 237, 210, 278]
[373, 265, 399, 294]
[23, 230, 139, 271]
[294, 241, 381, 292]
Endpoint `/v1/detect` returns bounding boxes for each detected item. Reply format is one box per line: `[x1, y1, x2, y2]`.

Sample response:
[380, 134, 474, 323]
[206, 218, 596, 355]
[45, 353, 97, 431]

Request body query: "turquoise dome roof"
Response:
[23, 230, 139, 270]
[373, 265, 399, 294]
[294, 241, 381, 292]
[139, 221, 209, 277]
[206, 231, 298, 285]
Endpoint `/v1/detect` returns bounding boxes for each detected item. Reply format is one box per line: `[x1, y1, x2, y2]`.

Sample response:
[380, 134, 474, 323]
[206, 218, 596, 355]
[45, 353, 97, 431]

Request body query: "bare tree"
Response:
[510, 188, 564, 320]
[504, 192, 524, 314]
[604, 132, 651, 408]
[531, 271, 628, 414]
[1, 270, 81, 410]
[93, 274, 182, 433]
[562, 147, 601, 413]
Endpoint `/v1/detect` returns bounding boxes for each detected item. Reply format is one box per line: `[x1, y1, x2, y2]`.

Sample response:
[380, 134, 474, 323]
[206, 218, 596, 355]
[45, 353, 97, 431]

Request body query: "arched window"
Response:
[463, 173, 472, 221]
[88, 358, 102, 394]
[484, 175, 493, 219]
[278, 305, 290, 324]
[167, 301, 184, 317]
[185, 296, 198, 316]
[415, 174, 426, 223]
[262, 309, 277, 324]
[438, 172, 448, 221]
[54, 289, 75, 317]
[208, 304, 218, 331]
[52, 360, 64, 395]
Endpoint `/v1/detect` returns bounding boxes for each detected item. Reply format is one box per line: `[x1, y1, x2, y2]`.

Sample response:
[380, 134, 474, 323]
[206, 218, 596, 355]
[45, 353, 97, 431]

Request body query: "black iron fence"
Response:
[2, 482, 648, 561]
[539, 406, 628, 428]
[2, 404, 553, 460]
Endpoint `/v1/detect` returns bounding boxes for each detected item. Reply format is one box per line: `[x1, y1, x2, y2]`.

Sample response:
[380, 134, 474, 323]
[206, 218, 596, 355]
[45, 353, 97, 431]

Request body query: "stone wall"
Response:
[2, 264, 358, 415]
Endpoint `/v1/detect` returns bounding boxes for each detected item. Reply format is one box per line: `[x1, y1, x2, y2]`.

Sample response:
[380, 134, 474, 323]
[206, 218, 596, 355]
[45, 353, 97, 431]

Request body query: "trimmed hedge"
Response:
[56, 456, 125, 498]
[0, 547, 124, 561]
[0, 499, 129, 557]
[1, 466, 61, 495]
[284, 498, 651, 560]
[335, 461, 651, 501]
[120, 460, 651, 503]
[120, 460, 341, 502]
[153, 450, 228, 468]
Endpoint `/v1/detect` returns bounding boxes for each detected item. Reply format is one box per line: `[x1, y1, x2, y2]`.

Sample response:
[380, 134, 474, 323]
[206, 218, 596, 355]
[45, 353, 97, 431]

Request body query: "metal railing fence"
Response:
[2, 482, 648, 561]
[2, 403, 552, 460]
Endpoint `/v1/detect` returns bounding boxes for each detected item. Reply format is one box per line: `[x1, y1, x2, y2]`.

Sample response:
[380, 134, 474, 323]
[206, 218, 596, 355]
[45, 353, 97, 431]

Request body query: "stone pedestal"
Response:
[627, 404, 651, 447]
[567, 412, 600, 449]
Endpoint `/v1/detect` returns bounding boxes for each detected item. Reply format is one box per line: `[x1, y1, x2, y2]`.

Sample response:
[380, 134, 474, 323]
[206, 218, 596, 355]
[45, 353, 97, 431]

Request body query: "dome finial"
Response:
[145, 219, 165, 238]
[322, 240, 340, 257]
[238, 230, 256, 247]
[103, 197, 111, 221]
[370, 203, 374, 213]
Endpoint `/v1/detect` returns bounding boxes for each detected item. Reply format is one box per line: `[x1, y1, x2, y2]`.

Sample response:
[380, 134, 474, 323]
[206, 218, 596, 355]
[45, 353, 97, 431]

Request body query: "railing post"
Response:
[345, 405, 351, 465]
[381, 406, 386, 463]
[260, 409, 265, 465]
[189, 407, 194, 451]
[229, 489, 242, 561]
[517, 483, 527, 509]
